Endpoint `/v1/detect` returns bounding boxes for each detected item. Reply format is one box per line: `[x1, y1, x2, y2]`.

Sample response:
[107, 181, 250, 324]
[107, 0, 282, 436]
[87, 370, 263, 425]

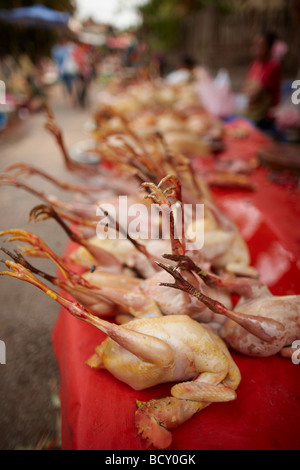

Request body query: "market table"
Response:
[52, 119, 300, 450]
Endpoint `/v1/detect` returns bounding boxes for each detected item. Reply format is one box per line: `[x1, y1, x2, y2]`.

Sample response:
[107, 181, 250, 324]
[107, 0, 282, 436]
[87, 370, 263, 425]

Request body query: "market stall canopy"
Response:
[0, 4, 71, 29]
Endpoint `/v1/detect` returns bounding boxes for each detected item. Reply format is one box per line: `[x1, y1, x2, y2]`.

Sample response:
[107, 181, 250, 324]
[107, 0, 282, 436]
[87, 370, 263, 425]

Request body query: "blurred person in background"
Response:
[243, 30, 282, 134]
[52, 36, 78, 106]
[72, 42, 95, 109]
[165, 55, 197, 85]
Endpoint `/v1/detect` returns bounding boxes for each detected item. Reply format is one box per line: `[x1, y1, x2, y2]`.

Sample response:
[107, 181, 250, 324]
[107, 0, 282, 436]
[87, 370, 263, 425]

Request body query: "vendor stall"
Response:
[0, 72, 299, 451]
[51, 117, 300, 451]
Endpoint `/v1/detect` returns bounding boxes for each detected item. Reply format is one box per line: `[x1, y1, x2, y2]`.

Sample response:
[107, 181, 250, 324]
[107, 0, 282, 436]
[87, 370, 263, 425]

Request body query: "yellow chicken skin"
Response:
[88, 315, 240, 393]
[1, 260, 241, 449]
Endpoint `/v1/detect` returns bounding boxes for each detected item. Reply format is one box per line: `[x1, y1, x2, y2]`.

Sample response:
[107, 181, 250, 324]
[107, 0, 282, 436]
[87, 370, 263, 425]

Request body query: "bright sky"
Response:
[75, 0, 147, 29]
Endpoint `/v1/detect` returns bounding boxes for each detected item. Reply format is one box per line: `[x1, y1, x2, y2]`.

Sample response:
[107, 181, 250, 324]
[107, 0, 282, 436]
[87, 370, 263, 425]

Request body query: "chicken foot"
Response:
[0, 229, 162, 319]
[157, 260, 285, 345]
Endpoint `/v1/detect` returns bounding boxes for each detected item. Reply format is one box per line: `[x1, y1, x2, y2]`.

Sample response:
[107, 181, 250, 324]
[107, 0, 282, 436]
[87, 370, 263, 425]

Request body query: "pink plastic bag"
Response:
[195, 69, 237, 118]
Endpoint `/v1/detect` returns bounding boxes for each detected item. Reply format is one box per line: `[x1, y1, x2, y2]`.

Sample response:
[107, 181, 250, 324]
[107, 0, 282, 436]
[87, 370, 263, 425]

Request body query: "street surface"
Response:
[0, 83, 97, 449]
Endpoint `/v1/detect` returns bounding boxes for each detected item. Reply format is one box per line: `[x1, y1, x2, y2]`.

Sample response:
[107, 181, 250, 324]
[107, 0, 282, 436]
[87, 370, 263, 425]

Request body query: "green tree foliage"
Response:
[0, 0, 76, 60]
[138, 0, 237, 52]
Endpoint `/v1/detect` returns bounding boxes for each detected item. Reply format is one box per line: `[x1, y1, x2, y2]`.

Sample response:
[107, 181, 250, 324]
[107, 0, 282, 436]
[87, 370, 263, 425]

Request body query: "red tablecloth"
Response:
[52, 121, 300, 451]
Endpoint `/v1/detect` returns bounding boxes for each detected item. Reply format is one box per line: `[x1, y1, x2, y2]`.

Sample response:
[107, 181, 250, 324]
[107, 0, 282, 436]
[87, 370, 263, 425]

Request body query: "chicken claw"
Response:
[157, 260, 285, 345]
[29, 205, 123, 273]
[142, 175, 185, 256]
[162, 253, 265, 299]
